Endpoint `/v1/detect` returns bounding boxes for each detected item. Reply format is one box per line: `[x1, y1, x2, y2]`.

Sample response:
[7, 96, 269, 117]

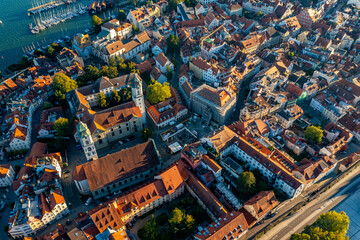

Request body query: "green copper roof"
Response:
[77, 121, 91, 139]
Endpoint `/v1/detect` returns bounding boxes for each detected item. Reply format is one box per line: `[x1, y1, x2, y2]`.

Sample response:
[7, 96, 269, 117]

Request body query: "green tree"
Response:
[243, 10, 251, 19]
[109, 56, 117, 67]
[287, 51, 295, 59]
[132, 24, 138, 34]
[184, 214, 195, 232]
[18, 56, 31, 69]
[46, 46, 56, 57]
[290, 233, 311, 240]
[91, 15, 103, 26]
[116, 56, 125, 64]
[167, 0, 179, 12]
[127, 61, 137, 74]
[142, 218, 159, 240]
[118, 9, 126, 21]
[291, 211, 350, 240]
[305, 125, 323, 143]
[169, 208, 196, 235]
[169, 208, 185, 226]
[166, 65, 173, 81]
[54, 118, 69, 137]
[146, 81, 172, 104]
[131, 68, 140, 74]
[85, 65, 100, 82]
[255, 11, 264, 18]
[237, 171, 256, 195]
[169, 207, 185, 234]
[108, 66, 118, 78]
[34, 49, 43, 56]
[118, 62, 127, 72]
[53, 73, 78, 101]
[167, 34, 180, 55]
[111, 89, 121, 104]
[78, 65, 100, 86]
[42, 101, 54, 110]
[308, 211, 349, 238]
[141, 127, 153, 141]
[119, 87, 132, 102]
[184, 0, 196, 7]
[97, 92, 108, 108]
[101, 66, 118, 78]
[91, 15, 103, 33]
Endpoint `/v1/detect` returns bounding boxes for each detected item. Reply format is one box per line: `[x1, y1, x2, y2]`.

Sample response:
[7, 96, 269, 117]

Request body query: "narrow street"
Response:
[0, 105, 43, 240]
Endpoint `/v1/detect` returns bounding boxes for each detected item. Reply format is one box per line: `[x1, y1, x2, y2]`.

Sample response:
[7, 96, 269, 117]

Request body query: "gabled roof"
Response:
[194, 85, 231, 107]
[243, 191, 279, 219]
[86, 101, 142, 131]
[10, 126, 28, 143]
[158, 164, 184, 195]
[49, 191, 66, 209]
[40, 192, 51, 217]
[194, 211, 248, 240]
[202, 155, 222, 173]
[156, 53, 170, 67]
[0, 164, 11, 178]
[73, 140, 160, 192]
[181, 81, 194, 98]
[150, 67, 164, 81]
[286, 83, 304, 97]
[89, 202, 125, 233]
[185, 168, 228, 218]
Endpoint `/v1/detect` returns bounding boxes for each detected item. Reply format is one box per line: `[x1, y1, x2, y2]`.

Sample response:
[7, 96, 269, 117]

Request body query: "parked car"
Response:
[85, 197, 92, 206]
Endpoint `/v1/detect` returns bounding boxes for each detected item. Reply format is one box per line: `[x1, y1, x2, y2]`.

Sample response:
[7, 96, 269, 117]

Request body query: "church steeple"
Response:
[77, 121, 98, 161]
[131, 73, 147, 126]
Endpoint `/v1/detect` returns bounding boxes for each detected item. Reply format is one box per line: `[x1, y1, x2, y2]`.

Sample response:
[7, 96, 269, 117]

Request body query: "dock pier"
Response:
[27, 0, 65, 15]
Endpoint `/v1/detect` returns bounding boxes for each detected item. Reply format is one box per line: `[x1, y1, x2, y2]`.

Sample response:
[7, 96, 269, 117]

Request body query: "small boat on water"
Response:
[0, 20, 3, 24]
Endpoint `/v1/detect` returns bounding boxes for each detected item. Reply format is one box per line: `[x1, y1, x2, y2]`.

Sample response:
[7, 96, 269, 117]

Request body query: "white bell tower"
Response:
[77, 121, 98, 161]
[131, 73, 147, 126]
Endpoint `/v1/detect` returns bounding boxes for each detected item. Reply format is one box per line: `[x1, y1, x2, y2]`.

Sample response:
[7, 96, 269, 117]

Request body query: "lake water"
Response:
[0, 0, 119, 72]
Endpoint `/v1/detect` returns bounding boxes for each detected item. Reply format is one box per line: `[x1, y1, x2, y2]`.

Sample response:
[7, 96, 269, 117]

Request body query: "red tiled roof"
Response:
[286, 83, 304, 97]
[156, 52, 170, 67]
[73, 141, 160, 192]
[194, 211, 249, 240]
[202, 155, 222, 173]
[28, 142, 48, 158]
[243, 191, 279, 220]
[0, 164, 11, 178]
[195, 85, 231, 107]
[185, 169, 228, 218]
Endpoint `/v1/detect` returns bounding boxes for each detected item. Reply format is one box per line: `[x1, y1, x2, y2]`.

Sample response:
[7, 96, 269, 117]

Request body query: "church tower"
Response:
[131, 73, 147, 126]
[77, 121, 98, 161]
